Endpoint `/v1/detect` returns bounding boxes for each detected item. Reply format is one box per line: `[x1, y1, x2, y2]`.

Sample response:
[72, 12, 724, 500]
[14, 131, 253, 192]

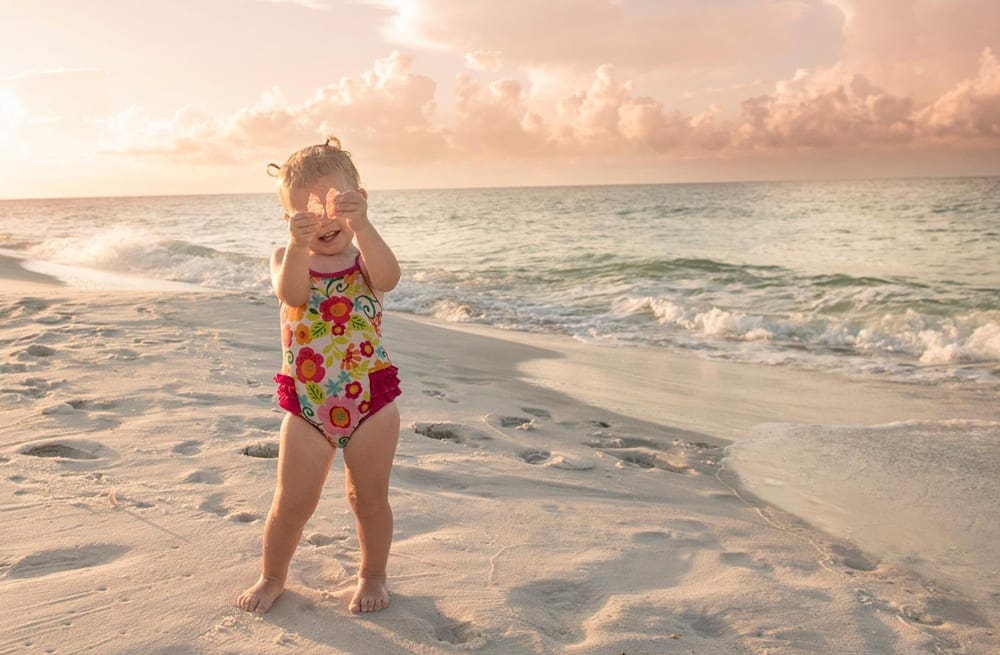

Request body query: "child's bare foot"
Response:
[349, 575, 390, 613]
[235, 575, 285, 613]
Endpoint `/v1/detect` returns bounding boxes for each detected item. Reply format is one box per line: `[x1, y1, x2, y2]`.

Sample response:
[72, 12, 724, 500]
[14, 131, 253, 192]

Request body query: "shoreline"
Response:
[1, 254, 997, 653]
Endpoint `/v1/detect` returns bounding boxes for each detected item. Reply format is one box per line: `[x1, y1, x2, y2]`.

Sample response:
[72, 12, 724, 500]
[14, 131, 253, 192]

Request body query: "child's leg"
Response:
[236, 413, 336, 612]
[342, 402, 400, 613]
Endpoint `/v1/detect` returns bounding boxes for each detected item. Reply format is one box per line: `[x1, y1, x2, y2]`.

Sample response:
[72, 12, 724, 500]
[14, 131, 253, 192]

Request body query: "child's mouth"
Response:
[319, 229, 340, 242]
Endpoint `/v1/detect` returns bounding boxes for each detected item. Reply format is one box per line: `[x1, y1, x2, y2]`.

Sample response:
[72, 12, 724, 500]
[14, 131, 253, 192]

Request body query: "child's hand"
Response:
[286, 211, 318, 248]
[331, 189, 371, 233]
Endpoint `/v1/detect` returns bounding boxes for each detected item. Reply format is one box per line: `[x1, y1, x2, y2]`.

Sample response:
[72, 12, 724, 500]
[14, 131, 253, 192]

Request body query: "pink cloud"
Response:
[464, 50, 504, 72]
[918, 48, 1000, 139]
[451, 74, 547, 156]
[100, 47, 999, 172]
[377, 0, 843, 76]
[104, 52, 446, 167]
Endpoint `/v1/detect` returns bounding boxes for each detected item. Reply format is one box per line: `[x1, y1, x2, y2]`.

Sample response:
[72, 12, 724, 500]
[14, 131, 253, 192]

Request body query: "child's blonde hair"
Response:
[267, 136, 361, 191]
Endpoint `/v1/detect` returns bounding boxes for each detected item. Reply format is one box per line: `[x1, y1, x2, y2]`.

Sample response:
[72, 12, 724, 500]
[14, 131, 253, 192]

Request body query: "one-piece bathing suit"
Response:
[273, 253, 401, 448]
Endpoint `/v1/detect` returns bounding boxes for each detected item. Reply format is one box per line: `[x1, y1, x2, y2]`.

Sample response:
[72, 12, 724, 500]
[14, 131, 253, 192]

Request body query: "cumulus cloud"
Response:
[464, 50, 504, 72]
[733, 69, 916, 149]
[451, 73, 547, 155]
[918, 48, 1000, 139]
[830, 0, 1000, 101]
[103, 51, 446, 165]
[95, 45, 1000, 171]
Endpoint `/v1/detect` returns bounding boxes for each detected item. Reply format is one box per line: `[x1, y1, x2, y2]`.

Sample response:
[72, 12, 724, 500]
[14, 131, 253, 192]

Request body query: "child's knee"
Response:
[347, 489, 390, 518]
[272, 489, 319, 524]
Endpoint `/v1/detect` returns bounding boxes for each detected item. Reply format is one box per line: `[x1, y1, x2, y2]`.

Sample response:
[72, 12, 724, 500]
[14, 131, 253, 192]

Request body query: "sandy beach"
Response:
[1, 252, 997, 655]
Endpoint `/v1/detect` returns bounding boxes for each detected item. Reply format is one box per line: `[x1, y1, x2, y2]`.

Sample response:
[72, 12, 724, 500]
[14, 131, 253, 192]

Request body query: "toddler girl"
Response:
[236, 136, 402, 614]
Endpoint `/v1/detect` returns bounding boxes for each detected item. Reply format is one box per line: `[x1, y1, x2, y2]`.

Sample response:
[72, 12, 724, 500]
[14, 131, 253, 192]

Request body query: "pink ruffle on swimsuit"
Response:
[273, 254, 401, 448]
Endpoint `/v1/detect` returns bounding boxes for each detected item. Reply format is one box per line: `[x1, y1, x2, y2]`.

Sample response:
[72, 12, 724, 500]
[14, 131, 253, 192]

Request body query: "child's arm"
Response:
[336, 190, 401, 292]
[271, 212, 316, 307]
[353, 223, 401, 292]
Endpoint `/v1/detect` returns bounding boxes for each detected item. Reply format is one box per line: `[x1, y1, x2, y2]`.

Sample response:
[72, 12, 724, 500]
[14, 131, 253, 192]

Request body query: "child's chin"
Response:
[311, 239, 347, 254]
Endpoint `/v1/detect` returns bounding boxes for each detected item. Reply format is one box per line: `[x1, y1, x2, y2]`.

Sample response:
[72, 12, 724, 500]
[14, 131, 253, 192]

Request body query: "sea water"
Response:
[2, 177, 998, 387]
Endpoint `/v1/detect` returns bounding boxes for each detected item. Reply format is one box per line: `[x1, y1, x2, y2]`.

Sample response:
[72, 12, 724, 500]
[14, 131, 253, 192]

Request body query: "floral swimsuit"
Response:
[273, 253, 401, 448]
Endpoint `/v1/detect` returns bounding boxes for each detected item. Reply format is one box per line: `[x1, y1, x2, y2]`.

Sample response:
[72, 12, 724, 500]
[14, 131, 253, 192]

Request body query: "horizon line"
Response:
[1, 172, 997, 203]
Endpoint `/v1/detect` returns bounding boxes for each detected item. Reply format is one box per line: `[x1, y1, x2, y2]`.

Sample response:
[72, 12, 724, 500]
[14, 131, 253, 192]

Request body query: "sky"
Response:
[1, 0, 998, 198]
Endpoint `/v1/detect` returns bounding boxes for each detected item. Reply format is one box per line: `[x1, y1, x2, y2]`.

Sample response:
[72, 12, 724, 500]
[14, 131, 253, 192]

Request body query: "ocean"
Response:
[2, 177, 998, 387]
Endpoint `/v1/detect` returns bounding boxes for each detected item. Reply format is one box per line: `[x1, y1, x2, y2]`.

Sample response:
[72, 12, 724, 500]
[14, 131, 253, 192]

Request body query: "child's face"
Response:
[280, 170, 356, 255]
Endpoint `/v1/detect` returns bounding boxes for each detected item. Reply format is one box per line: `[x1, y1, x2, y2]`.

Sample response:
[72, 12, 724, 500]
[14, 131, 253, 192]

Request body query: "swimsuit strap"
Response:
[308, 253, 361, 279]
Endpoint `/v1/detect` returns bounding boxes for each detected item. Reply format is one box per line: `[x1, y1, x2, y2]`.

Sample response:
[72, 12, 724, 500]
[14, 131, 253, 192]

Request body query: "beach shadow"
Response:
[260, 590, 485, 652]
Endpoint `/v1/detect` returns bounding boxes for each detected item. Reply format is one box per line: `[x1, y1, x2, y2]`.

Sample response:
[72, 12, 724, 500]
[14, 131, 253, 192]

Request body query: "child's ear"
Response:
[359, 188, 368, 200]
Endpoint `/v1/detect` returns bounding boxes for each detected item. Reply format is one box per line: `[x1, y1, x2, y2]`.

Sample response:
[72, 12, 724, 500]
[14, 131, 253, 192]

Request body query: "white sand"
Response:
[1, 254, 997, 654]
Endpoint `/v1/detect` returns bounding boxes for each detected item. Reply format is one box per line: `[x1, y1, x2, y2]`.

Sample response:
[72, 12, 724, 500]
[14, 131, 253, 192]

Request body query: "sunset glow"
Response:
[1, 0, 998, 198]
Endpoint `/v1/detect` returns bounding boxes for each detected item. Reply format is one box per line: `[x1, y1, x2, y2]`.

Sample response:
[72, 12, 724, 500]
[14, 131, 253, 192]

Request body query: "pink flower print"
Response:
[359, 341, 374, 357]
[358, 400, 370, 414]
[295, 347, 325, 383]
[340, 343, 361, 371]
[332, 324, 346, 336]
[318, 394, 362, 437]
[320, 296, 352, 325]
[345, 381, 362, 399]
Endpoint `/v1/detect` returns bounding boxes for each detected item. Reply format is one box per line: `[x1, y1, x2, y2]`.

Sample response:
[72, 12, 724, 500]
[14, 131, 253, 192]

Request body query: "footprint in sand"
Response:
[507, 578, 604, 643]
[228, 511, 261, 523]
[679, 610, 730, 639]
[585, 433, 698, 475]
[38, 400, 122, 431]
[6, 544, 130, 579]
[21, 442, 106, 460]
[421, 388, 460, 403]
[412, 422, 492, 445]
[497, 415, 534, 428]
[305, 532, 349, 546]
[520, 407, 551, 418]
[241, 442, 279, 458]
[1, 377, 54, 399]
[195, 493, 260, 522]
[517, 449, 551, 465]
[180, 469, 223, 484]
[434, 620, 484, 646]
[172, 440, 202, 456]
[828, 543, 879, 572]
[20, 344, 56, 358]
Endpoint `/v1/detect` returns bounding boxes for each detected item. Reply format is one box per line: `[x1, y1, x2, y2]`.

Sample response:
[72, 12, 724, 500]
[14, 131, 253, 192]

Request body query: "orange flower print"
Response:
[340, 343, 361, 370]
[332, 324, 346, 336]
[320, 295, 353, 325]
[345, 381, 362, 399]
[282, 323, 293, 348]
[329, 405, 351, 429]
[372, 312, 382, 336]
[359, 340, 374, 357]
[282, 303, 306, 322]
[294, 324, 312, 345]
[358, 400, 370, 414]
